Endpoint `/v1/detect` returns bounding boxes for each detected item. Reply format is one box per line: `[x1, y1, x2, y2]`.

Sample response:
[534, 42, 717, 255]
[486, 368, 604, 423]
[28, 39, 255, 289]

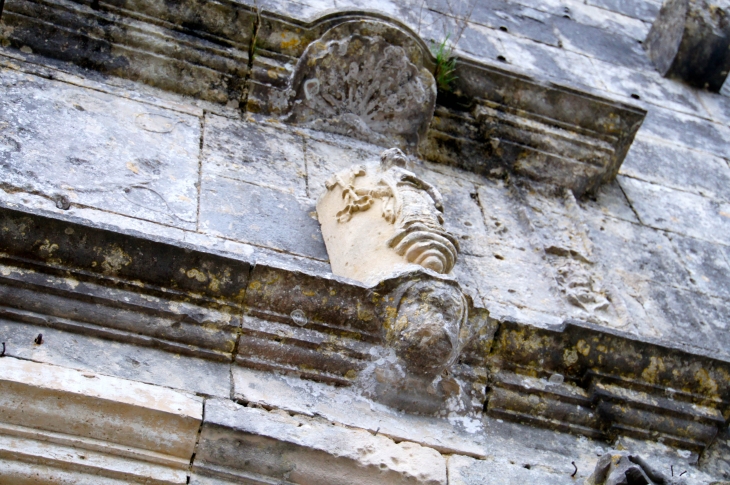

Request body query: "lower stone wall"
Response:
[0, 356, 726, 484]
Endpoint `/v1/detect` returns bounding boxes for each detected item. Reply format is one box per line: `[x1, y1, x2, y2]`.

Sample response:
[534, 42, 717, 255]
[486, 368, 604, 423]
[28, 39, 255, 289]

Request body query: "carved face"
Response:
[392, 280, 467, 376]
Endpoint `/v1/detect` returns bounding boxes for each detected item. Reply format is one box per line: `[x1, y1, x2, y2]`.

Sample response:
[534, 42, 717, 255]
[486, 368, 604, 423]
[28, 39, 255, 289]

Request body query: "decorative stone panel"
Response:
[284, 21, 437, 152]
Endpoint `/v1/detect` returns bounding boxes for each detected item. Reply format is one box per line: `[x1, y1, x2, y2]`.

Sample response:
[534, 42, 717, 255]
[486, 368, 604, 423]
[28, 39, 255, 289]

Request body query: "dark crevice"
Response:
[187, 397, 206, 483]
[196, 112, 205, 232]
[239, 6, 261, 113]
[0, 0, 5, 22]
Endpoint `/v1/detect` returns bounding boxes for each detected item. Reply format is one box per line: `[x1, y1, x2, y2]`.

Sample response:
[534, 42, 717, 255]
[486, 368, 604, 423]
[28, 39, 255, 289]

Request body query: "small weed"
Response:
[431, 35, 457, 92]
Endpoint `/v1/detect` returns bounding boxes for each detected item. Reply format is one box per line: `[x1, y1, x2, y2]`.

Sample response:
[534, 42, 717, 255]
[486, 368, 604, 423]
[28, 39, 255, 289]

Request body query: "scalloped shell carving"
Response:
[287, 33, 437, 151]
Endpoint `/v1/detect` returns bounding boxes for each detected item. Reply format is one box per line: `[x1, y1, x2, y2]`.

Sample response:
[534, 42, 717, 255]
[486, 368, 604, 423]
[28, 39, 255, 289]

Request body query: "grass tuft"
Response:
[431, 35, 457, 92]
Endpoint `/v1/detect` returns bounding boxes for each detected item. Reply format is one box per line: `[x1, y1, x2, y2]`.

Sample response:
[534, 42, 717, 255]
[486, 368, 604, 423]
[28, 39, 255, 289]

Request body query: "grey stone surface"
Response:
[194, 398, 448, 485]
[232, 366, 487, 458]
[0, 66, 201, 230]
[578, 180, 640, 224]
[0, 318, 231, 397]
[589, 57, 709, 117]
[203, 114, 308, 198]
[199, 172, 328, 260]
[620, 136, 730, 202]
[447, 454, 570, 484]
[586, 0, 661, 22]
[619, 176, 730, 245]
[669, 234, 730, 301]
[639, 105, 730, 159]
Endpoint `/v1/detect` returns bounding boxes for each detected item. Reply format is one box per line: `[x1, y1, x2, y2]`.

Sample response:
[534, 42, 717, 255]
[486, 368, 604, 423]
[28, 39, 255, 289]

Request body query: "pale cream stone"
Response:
[0, 357, 203, 484]
[193, 398, 448, 485]
[317, 148, 459, 284]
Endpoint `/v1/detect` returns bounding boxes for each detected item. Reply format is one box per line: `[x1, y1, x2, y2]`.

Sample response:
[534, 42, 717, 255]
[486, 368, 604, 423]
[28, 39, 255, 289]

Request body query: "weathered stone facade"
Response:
[0, 0, 729, 483]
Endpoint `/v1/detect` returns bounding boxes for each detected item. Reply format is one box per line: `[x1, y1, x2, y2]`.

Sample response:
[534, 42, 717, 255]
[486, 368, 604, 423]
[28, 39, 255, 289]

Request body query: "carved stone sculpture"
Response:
[359, 273, 492, 413]
[286, 22, 437, 151]
[586, 452, 680, 485]
[388, 279, 469, 377]
[317, 148, 459, 283]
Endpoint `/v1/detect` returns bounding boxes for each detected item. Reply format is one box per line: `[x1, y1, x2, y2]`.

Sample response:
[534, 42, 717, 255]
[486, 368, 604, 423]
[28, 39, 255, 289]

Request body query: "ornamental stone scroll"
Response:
[317, 148, 460, 284]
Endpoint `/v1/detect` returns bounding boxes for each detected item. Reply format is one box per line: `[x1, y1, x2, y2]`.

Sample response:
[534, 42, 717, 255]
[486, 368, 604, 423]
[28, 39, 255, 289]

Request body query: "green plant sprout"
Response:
[431, 34, 458, 92]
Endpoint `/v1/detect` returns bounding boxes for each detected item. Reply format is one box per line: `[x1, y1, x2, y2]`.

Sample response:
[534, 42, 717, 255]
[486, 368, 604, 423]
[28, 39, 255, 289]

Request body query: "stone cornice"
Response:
[1, 203, 727, 451]
[0, 0, 645, 195]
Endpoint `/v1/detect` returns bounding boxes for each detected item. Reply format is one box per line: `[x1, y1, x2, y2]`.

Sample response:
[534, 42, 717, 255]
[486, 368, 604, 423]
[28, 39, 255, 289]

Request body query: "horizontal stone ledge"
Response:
[0, 356, 203, 483]
[0, 0, 645, 196]
[192, 398, 447, 485]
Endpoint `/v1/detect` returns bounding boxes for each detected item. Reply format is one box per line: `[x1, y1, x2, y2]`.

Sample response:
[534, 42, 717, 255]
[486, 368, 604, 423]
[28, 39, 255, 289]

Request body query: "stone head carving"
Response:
[389, 279, 468, 377]
[317, 148, 459, 283]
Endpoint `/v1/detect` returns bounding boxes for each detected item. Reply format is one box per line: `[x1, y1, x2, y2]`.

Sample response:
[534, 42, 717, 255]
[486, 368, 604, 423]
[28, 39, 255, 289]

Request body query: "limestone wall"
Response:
[0, 0, 729, 483]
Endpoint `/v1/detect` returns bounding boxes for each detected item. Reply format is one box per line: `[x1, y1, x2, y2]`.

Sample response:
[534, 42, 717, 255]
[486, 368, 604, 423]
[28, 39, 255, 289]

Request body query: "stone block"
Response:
[589, 57, 708, 117]
[461, 253, 566, 318]
[0, 357, 202, 484]
[232, 366, 487, 458]
[639, 105, 730, 160]
[302, 132, 382, 202]
[192, 398, 447, 485]
[645, 0, 730, 92]
[0, 317, 232, 397]
[493, 31, 604, 90]
[642, 284, 723, 354]
[620, 135, 730, 202]
[413, 164, 490, 257]
[0, 67, 201, 229]
[554, 15, 651, 69]
[584, 211, 691, 287]
[447, 454, 573, 484]
[619, 176, 730, 245]
[585, 0, 662, 22]
[578, 179, 640, 224]
[475, 181, 535, 251]
[199, 173, 328, 260]
[202, 114, 308, 198]
[669, 234, 730, 300]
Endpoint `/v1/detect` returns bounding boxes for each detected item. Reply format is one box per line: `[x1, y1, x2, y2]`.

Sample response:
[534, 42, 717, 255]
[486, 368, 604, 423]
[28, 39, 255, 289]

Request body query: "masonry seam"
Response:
[239, 4, 261, 114]
[196, 113, 205, 232]
[187, 397, 206, 484]
[616, 176, 643, 223]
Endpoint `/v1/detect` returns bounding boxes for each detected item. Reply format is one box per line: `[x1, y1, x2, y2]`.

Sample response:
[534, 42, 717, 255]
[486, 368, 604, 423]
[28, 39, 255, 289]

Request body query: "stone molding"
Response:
[192, 399, 447, 485]
[485, 320, 730, 451]
[1, 204, 729, 450]
[0, 0, 645, 195]
[0, 357, 202, 483]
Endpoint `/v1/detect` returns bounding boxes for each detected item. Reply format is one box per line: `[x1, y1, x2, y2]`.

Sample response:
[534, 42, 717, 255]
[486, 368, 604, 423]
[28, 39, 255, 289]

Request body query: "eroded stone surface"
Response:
[0, 66, 200, 229]
[286, 21, 437, 152]
[645, 0, 730, 91]
[193, 398, 448, 485]
[317, 148, 459, 282]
